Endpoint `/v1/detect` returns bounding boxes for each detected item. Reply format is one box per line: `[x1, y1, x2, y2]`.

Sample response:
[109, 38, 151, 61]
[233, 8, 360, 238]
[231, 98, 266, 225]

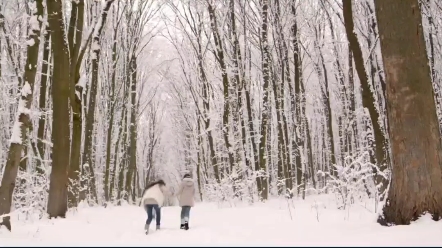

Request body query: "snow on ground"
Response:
[1, 195, 442, 246]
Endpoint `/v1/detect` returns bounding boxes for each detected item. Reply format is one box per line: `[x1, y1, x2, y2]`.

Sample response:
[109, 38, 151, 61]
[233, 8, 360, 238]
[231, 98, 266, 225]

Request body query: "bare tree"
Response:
[258, 0, 271, 200]
[342, 0, 389, 199]
[80, 0, 115, 204]
[0, 0, 44, 230]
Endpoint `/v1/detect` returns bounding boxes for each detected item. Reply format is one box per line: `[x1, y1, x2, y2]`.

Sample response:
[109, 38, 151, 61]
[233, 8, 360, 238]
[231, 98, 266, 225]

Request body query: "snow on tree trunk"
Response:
[0, 0, 43, 230]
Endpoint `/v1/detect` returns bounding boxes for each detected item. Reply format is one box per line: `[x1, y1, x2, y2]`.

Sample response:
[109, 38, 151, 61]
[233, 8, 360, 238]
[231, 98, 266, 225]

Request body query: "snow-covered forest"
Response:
[1, 0, 442, 244]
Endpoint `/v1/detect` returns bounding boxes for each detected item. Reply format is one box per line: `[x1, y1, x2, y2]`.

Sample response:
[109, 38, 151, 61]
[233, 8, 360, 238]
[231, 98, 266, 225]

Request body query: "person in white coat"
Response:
[177, 174, 195, 230]
[140, 179, 168, 234]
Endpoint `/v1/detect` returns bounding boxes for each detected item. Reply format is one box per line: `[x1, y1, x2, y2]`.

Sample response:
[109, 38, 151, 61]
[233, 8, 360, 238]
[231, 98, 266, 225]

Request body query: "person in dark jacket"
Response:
[140, 179, 169, 234]
[176, 174, 195, 230]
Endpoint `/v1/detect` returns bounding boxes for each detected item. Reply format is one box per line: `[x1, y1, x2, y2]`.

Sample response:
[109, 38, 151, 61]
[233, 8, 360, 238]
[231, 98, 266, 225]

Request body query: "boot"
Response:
[156, 225, 160, 230]
[184, 221, 189, 230]
[180, 224, 185, 229]
[144, 224, 149, 234]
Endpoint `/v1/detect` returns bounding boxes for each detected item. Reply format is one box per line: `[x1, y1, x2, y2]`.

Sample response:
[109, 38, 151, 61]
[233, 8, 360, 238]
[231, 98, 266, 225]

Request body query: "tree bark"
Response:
[197, 42, 219, 182]
[291, 3, 306, 195]
[0, 0, 43, 228]
[104, 22, 119, 202]
[272, 0, 292, 195]
[314, 27, 337, 177]
[375, 0, 442, 225]
[81, 0, 114, 204]
[67, 0, 85, 208]
[258, 0, 270, 200]
[207, 2, 235, 173]
[36, 25, 51, 175]
[110, 108, 127, 201]
[117, 100, 129, 203]
[342, 0, 389, 198]
[124, 54, 138, 203]
[229, 0, 251, 187]
[46, 0, 72, 218]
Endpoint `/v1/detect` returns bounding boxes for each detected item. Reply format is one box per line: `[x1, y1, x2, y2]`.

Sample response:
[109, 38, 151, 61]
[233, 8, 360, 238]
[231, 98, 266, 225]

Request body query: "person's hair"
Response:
[145, 179, 166, 191]
[183, 174, 191, 179]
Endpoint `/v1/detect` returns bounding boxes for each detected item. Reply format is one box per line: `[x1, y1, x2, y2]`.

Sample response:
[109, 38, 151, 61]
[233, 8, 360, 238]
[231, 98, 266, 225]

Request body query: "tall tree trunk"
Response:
[316, 31, 337, 177]
[229, 0, 251, 182]
[240, 2, 260, 196]
[258, 0, 270, 200]
[272, 0, 292, 195]
[67, 0, 85, 208]
[347, 48, 356, 156]
[321, 4, 347, 166]
[343, 0, 389, 198]
[117, 101, 129, 203]
[375, 0, 442, 225]
[0, 0, 44, 230]
[420, 0, 442, 131]
[36, 27, 51, 175]
[104, 28, 119, 202]
[196, 119, 203, 201]
[291, 3, 304, 195]
[0, 5, 2, 80]
[270, 66, 287, 195]
[305, 114, 315, 189]
[46, 0, 72, 218]
[80, 0, 114, 204]
[197, 43, 219, 182]
[207, 3, 235, 173]
[125, 54, 138, 203]
[110, 108, 127, 201]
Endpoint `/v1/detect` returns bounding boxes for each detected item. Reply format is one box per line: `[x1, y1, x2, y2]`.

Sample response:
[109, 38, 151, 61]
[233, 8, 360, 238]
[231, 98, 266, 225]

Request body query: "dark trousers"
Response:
[145, 204, 161, 226]
[180, 206, 191, 224]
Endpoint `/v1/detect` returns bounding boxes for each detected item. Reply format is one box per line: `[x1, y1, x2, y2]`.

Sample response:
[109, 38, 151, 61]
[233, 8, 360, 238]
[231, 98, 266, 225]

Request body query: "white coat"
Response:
[141, 184, 168, 207]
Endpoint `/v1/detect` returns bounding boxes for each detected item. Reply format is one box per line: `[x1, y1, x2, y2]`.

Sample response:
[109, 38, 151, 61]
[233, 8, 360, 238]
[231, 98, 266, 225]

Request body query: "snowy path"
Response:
[1, 197, 442, 246]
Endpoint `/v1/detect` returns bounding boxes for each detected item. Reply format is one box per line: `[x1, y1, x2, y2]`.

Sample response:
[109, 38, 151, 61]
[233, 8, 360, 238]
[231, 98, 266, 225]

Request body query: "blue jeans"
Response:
[181, 206, 191, 224]
[145, 204, 161, 226]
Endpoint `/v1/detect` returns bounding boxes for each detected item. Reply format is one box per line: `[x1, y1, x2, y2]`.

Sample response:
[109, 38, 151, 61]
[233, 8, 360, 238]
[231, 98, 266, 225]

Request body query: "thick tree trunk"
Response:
[0, 145, 21, 231]
[0, 16, 42, 224]
[375, 0, 442, 225]
[46, 0, 72, 218]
